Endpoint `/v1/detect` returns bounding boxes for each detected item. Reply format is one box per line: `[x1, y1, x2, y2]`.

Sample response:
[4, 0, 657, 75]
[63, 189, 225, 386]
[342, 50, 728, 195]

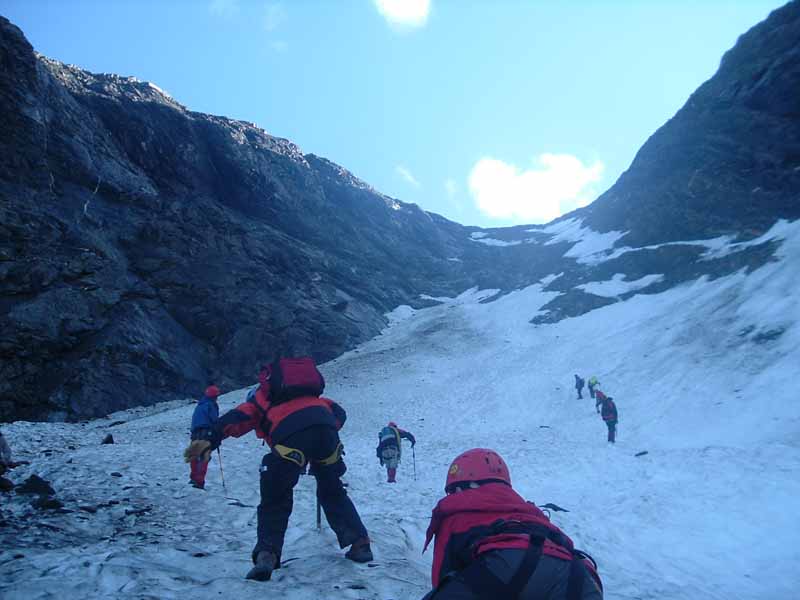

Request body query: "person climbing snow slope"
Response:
[188, 384, 220, 489]
[184, 357, 372, 582]
[376, 421, 416, 482]
[421, 448, 603, 599]
[600, 396, 619, 444]
[574, 375, 585, 400]
[587, 376, 599, 400]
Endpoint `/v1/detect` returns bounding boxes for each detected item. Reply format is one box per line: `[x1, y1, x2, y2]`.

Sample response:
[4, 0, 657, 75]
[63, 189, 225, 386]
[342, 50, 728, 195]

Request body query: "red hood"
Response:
[424, 483, 544, 551]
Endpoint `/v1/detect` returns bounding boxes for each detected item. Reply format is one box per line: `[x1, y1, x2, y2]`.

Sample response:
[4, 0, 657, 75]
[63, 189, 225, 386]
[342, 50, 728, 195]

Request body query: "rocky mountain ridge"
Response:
[1, 2, 798, 421]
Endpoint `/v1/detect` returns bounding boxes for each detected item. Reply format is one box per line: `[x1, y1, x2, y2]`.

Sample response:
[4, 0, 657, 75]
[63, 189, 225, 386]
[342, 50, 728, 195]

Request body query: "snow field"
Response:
[2, 222, 799, 598]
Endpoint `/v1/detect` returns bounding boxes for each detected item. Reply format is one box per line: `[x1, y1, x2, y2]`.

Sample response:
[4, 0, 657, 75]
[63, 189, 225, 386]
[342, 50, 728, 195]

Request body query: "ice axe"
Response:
[217, 448, 242, 503]
[217, 448, 227, 495]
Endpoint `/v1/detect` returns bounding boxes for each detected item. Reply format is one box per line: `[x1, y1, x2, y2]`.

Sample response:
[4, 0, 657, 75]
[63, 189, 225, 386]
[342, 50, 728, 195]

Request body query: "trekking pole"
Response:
[412, 445, 417, 481]
[316, 497, 322, 531]
[217, 448, 228, 495]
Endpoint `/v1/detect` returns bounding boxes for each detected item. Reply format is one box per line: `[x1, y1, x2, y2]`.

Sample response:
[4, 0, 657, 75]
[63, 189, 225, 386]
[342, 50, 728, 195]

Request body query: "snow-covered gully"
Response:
[2, 224, 799, 599]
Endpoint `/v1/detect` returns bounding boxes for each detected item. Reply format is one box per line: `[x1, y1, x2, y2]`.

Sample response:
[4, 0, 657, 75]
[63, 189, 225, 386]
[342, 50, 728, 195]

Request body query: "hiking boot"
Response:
[189, 480, 205, 490]
[246, 550, 278, 581]
[345, 537, 373, 563]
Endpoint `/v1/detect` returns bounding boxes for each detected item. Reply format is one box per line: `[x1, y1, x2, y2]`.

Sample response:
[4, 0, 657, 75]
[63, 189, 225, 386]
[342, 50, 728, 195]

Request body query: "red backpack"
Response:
[268, 357, 325, 404]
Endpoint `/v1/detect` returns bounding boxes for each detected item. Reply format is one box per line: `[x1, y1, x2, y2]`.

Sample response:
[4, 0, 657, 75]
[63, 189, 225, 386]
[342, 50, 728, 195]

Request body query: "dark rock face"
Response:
[2, 4, 799, 421]
[580, 1, 800, 246]
[0, 17, 504, 422]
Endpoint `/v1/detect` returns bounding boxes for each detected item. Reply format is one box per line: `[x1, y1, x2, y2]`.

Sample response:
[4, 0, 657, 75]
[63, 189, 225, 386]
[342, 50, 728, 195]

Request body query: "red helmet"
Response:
[445, 448, 511, 493]
[205, 385, 220, 398]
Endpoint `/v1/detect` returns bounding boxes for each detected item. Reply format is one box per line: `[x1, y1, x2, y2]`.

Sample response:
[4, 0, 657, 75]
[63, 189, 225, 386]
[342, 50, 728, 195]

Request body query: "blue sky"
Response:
[1, 0, 786, 227]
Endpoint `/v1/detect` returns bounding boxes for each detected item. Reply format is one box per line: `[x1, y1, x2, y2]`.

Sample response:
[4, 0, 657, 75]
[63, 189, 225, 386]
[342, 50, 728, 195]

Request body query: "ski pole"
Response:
[316, 497, 322, 531]
[412, 445, 417, 481]
[217, 448, 227, 495]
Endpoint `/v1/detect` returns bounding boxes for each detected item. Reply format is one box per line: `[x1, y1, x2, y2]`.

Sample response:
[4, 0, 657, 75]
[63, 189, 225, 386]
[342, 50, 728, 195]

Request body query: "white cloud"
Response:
[373, 0, 430, 29]
[396, 165, 421, 187]
[209, 0, 240, 18]
[445, 178, 457, 198]
[468, 153, 604, 223]
[263, 2, 287, 32]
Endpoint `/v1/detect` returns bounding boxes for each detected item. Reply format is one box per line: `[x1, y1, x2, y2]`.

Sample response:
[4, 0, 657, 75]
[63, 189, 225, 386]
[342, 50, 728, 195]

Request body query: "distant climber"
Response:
[588, 376, 599, 400]
[0, 428, 15, 492]
[184, 358, 372, 582]
[376, 422, 416, 483]
[600, 396, 618, 444]
[421, 448, 603, 599]
[575, 374, 585, 399]
[188, 384, 221, 489]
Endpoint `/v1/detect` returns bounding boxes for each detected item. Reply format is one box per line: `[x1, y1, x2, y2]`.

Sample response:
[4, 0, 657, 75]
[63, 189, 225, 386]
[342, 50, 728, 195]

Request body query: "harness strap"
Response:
[506, 534, 545, 596]
[454, 534, 544, 600]
[566, 555, 586, 600]
[315, 442, 343, 466]
[274, 444, 306, 467]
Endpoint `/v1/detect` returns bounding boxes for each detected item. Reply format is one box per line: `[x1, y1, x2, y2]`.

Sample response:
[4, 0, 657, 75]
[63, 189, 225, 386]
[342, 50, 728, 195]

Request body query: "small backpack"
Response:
[379, 426, 397, 443]
[268, 357, 325, 404]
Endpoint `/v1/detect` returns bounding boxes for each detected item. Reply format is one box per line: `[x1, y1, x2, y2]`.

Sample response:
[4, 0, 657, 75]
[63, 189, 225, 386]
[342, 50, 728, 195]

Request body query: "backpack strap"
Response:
[566, 554, 586, 600]
[456, 531, 545, 600]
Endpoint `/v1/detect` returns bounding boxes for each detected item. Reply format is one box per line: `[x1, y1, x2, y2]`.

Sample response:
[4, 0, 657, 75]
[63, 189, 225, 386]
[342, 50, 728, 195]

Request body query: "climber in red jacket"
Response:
[184, 358, 371, 582]
[422, 448, 603, 599]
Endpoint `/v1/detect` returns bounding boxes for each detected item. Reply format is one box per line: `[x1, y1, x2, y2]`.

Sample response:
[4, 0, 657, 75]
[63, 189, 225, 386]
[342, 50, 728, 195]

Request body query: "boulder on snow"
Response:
[102, 434, 114, 445]
[16, 474, 55, 496]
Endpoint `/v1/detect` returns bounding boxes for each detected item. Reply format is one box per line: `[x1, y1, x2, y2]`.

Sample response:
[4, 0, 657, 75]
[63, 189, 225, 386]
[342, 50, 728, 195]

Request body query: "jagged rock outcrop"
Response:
[582, 0, 800, 246]
[526, 2, 800, 323]
[2, 3, 798, 421]
[0, 17, 484, 421]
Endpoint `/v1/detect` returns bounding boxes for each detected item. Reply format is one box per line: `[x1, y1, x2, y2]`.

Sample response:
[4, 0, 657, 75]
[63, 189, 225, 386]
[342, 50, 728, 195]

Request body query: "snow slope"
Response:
[2, 221, 799, 599]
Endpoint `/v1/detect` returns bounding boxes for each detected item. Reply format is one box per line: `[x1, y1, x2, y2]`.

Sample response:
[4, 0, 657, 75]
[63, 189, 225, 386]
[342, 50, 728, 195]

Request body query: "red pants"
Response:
[190, 458, 209, 486]
[387, 468, 397, 482]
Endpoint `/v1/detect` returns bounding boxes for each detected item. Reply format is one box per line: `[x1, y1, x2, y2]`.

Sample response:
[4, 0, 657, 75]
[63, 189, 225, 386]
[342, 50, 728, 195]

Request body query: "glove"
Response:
[184, 439, 212, 463]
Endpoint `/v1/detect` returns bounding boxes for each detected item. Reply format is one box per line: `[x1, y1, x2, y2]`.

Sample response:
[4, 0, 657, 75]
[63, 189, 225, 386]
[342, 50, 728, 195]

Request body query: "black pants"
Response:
[606, 421, 616, 443]
[253, 425, 367, 562]
[423, 551, 603, 600]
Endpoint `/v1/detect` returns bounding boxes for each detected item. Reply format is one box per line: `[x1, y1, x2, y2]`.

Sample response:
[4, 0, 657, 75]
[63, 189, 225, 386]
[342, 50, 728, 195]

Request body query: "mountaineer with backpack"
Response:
[188, 384, 221, 489]
[421, 448, 603, 599]
[599, 396, 618, 444]
[376, 422, 416, 483]
[0, 429, 15, 492]
[183, 357, 372, 582]
[587, 376, 599, 400]
[574, 375, 585, 400]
